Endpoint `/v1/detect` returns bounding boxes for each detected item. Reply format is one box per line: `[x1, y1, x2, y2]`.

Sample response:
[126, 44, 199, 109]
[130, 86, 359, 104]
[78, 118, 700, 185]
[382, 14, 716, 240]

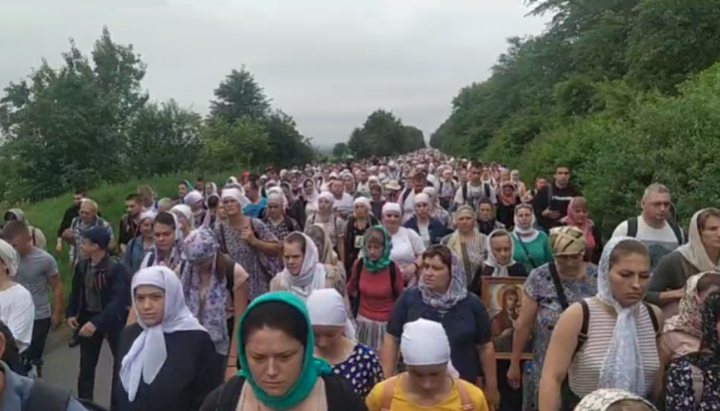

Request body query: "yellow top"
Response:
[365, 376, 489, 411]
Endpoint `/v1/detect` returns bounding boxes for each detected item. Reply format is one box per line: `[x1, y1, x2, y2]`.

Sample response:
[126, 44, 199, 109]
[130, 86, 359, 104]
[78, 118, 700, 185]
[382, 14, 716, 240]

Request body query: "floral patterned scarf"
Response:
[418, 247, 468, 311]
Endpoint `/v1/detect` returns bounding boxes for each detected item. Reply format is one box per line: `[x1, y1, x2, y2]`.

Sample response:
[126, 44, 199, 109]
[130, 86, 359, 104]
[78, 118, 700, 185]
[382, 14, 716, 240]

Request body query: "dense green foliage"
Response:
[0, 27, 316, 205]
[345, 109, 426, 159]
[431, 0, 720, 232]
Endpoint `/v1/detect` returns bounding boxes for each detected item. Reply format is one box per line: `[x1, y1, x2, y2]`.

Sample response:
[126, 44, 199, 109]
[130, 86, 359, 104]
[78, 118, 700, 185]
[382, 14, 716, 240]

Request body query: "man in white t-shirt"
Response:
[611, 183, 685, 271]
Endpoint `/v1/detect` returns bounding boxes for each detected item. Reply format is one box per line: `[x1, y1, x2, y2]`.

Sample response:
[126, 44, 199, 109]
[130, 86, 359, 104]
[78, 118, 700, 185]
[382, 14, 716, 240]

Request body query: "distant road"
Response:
[42, 339, 113, 409]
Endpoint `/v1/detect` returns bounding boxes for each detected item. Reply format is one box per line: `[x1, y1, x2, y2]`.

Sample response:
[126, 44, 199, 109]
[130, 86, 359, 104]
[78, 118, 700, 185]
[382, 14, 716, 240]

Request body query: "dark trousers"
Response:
[497, 360, 523, 411]
[23, 318, 52, 371]
[77, 325, 121, 409]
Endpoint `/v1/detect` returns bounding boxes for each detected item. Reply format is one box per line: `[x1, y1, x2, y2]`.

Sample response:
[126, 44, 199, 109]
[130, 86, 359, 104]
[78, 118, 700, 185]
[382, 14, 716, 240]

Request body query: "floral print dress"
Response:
[215, 219, 280, 302]
[330, 343, 383, 399]
[522, 263, 599, 411]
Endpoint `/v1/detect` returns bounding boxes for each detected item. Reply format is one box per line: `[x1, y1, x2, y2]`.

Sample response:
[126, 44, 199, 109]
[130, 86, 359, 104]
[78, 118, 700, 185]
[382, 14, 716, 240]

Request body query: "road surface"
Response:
[42, 338, 114, 409]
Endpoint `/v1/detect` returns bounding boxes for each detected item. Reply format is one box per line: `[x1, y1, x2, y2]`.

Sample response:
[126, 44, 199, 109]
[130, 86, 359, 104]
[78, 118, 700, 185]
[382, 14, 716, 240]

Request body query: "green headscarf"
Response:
[361, 225, 392, 273]
[182, 180, 195, 191]
[237, 291, 332, 410]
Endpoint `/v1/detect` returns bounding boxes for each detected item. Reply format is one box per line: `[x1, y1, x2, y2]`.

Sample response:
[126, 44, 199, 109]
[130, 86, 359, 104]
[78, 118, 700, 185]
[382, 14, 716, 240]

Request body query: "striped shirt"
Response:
[569, 297, 660, 397]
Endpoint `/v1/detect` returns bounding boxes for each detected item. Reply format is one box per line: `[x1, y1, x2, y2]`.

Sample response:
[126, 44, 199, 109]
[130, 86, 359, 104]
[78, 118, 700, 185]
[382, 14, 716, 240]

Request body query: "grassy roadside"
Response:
[18, 170, 242, 301]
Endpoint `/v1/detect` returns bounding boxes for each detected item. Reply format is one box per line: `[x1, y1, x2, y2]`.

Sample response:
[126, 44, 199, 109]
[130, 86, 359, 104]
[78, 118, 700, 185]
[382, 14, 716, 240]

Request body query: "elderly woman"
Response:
[183, 190, 207, 229]
[469, 229, 528, 296]
[343, 197, 379, 275]
[507, 226, 599, 411]
[199, 292, 367, 411]
[380, 245, 500, 408]
[262, 189, 300, 242]
[442, 205, 489, 286]
[560, 197, 603, 264]
[540, 237, 662, 410]
[307, 288, 383, 399]
[477, 198, 506, 236]
[367, 318, 490, 411]
[305, 191, 346, 263]
[122, 211, 157, 275]
[116, 266, 220, 411]
[512, 204, 553, 273]
[403, 193, 450, 248]
[380, 203, 425, 286]
[422, 186, 451, 229]
[170, 204, 195, 238]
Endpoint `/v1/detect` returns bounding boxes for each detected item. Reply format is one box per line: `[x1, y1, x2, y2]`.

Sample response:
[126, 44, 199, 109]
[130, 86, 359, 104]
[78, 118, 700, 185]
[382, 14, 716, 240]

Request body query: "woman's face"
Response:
[204, 183, 214, 194]
[370, 188, 382, 200]
[283, 242, 304, 276]
[244, 327, 305, 397]
[134, 285, 165, 327]
[217, 203, 227, 219]
[309, 231, 324, 253]
[515, 207, 533, 228]
[699, 284, 720, 302]
[266, 202, 282, 219]
[312, 325, 344, 351]
[343, 177, 354, 191]
[318, 197, 332, 212]
[406, 363, 448, 394]
[140, 219, 154, 237]
[700, 215, 720, 250]
[456, 214, 474, 233]
[555, 252, 585, 273]
[608, 252, 651, 307]
[478, 204, 493, 222]
[303, 181, 314, 196]
[177, 184, 188, 197]
[415, 200, 429, 218]
[382, 211, 401, 230]
[177, 215, 190, 231]
[502, 184, 514, 197]
[421, 255, 451, 293]
[153, 223, 176, 250]
[365, 238, 384, 261]
[223, 198, 241, 217]
[491, 235, 512, 265]
[511, 171, 520, 181]
[354, 203, 369, 218]
[571, 202, 588, 224]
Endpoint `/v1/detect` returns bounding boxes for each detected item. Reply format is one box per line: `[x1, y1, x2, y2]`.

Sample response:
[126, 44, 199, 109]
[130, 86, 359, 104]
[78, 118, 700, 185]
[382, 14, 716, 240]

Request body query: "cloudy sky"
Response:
[0, 0, 547, 146]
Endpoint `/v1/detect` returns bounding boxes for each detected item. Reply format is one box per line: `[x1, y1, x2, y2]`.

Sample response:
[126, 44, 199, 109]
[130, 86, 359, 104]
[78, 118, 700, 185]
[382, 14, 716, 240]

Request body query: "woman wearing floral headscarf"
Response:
[302, 178, 320, 222]
[507, 226, 598, 411]
[381, 244, 500, 409]
[574, 389, 657, 411]
[560, 197, 603, 264]
[540, 237, 662, 410]
[660, 272, 720, 364]
[443, 205, 488, 287]
[181, 228, 250, 381]
[666, 290, 720, 409]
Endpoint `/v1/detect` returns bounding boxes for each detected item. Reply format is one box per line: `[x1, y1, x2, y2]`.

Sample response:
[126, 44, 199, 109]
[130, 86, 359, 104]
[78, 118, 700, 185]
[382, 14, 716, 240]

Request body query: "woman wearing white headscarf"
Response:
[261, 189, 299, 243]
[307, 288, 383, 399]
[116, 266, 221, 411]
[469, 229, 527, 297]
[170, 204, 195, 238]
[367, 318, 490, 411]
[539, 237, 663, 410]
[0, 239, 34, 354]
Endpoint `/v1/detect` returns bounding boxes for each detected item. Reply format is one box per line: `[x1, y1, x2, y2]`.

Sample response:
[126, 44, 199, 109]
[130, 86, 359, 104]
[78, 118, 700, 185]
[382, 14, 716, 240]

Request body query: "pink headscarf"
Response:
[561, 197, 595, 251]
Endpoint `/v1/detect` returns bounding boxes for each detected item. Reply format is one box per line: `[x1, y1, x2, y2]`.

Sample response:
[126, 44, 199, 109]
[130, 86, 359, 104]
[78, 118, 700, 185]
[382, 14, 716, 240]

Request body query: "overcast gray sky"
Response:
[0, 0, 547, 146]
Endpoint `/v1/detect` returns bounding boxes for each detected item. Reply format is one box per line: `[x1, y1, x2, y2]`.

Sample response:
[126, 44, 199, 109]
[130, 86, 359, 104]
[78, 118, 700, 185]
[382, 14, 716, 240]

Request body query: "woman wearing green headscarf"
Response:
[200, 291, 368, 411]
[346, 226, 405, 353]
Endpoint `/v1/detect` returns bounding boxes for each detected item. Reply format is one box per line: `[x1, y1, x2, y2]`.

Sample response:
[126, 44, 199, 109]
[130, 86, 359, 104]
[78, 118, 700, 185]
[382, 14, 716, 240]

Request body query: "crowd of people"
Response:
[1, 148, 719, 411]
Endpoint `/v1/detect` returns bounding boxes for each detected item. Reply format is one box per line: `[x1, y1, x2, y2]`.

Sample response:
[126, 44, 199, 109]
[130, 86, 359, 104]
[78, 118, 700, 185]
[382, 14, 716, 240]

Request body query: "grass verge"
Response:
[19, 170, 242, 301]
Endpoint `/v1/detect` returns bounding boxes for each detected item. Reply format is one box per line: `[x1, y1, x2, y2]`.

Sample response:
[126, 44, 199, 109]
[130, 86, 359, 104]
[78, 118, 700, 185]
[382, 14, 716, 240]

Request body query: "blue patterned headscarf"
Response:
[418, 246, 468, 310]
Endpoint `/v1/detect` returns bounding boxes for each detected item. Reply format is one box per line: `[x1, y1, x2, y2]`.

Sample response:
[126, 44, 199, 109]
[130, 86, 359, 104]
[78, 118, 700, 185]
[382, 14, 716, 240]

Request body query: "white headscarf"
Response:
[512, 204, 539, 243]
[678, 208, 720, 272]
[485, 230, 517, 277]
[0, 239, 19, 277]
[307, 288, 356, 340]
[267, 187, 288, 210]
[120, 266, 206, 401]
[275, 232, 327, 301]
[596, 236, 652, 395]
[183, 190, 204, 207]
[400, 318, 459, 378]
[221, 188, 251, 209]
[170, 204, 194, 230]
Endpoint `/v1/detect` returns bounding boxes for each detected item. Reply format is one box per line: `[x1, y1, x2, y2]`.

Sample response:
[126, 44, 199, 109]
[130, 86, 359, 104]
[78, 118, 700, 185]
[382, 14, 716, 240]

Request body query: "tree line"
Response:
[0, 27, 318, 204]
[430, 0, 720, 232]
[333, 109, 427, 159]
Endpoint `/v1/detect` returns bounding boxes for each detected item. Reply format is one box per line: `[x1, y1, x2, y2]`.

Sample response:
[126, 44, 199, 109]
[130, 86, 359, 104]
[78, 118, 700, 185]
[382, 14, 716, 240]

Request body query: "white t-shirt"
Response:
[332, 193, 354, 218]
[612, 216, 681, 270]
[453, 182, 497, 209]
[0, 283, 35, 353]
[390, 227, 426, 265]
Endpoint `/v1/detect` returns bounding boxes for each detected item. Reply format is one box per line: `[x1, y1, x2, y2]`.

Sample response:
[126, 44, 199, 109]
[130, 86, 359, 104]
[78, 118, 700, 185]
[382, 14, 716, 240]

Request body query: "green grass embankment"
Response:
[19, 170, 242, 300]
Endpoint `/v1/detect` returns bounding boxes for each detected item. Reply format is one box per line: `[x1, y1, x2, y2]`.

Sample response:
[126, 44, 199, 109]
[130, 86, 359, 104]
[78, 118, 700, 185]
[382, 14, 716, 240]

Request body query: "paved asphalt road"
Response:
[42, 337, 114, 409]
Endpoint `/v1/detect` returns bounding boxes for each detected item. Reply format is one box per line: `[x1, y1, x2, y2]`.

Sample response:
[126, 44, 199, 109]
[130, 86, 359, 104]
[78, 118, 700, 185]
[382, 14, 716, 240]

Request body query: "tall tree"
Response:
[209, 67, 271, 123]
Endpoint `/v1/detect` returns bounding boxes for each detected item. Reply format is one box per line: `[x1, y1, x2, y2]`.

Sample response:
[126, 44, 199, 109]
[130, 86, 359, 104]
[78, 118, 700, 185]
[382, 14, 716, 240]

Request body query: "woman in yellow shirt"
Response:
[366, 318, 490, 411]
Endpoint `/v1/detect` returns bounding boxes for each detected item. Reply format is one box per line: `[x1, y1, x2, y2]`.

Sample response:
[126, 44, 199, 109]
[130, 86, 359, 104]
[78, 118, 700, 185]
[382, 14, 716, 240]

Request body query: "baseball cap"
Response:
[81, 226, 111, 250]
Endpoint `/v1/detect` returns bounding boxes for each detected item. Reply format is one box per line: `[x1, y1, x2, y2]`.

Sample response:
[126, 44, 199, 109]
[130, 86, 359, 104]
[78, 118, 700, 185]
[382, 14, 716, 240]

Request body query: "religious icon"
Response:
[481, 277, 533, 359]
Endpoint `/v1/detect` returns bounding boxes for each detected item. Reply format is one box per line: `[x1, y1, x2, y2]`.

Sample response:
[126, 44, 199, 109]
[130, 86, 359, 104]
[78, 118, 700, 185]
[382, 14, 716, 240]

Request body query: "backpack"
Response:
[350, 259, 399, 318]
[381, 375, 474, 411]
[400, 189, 413, 205]
[260, 208, 296, 232]
[24, 380, 108, 411]
[625, 216, 685, 245]
[461, 183, 491, 207]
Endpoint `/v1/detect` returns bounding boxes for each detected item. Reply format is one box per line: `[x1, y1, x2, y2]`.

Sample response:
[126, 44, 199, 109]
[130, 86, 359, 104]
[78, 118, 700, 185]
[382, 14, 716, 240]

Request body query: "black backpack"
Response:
[350, 259, 399, 318]
[625, 216, 685, 245]
[24, 380, 107, 411]
[461, 183, 491, 206]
